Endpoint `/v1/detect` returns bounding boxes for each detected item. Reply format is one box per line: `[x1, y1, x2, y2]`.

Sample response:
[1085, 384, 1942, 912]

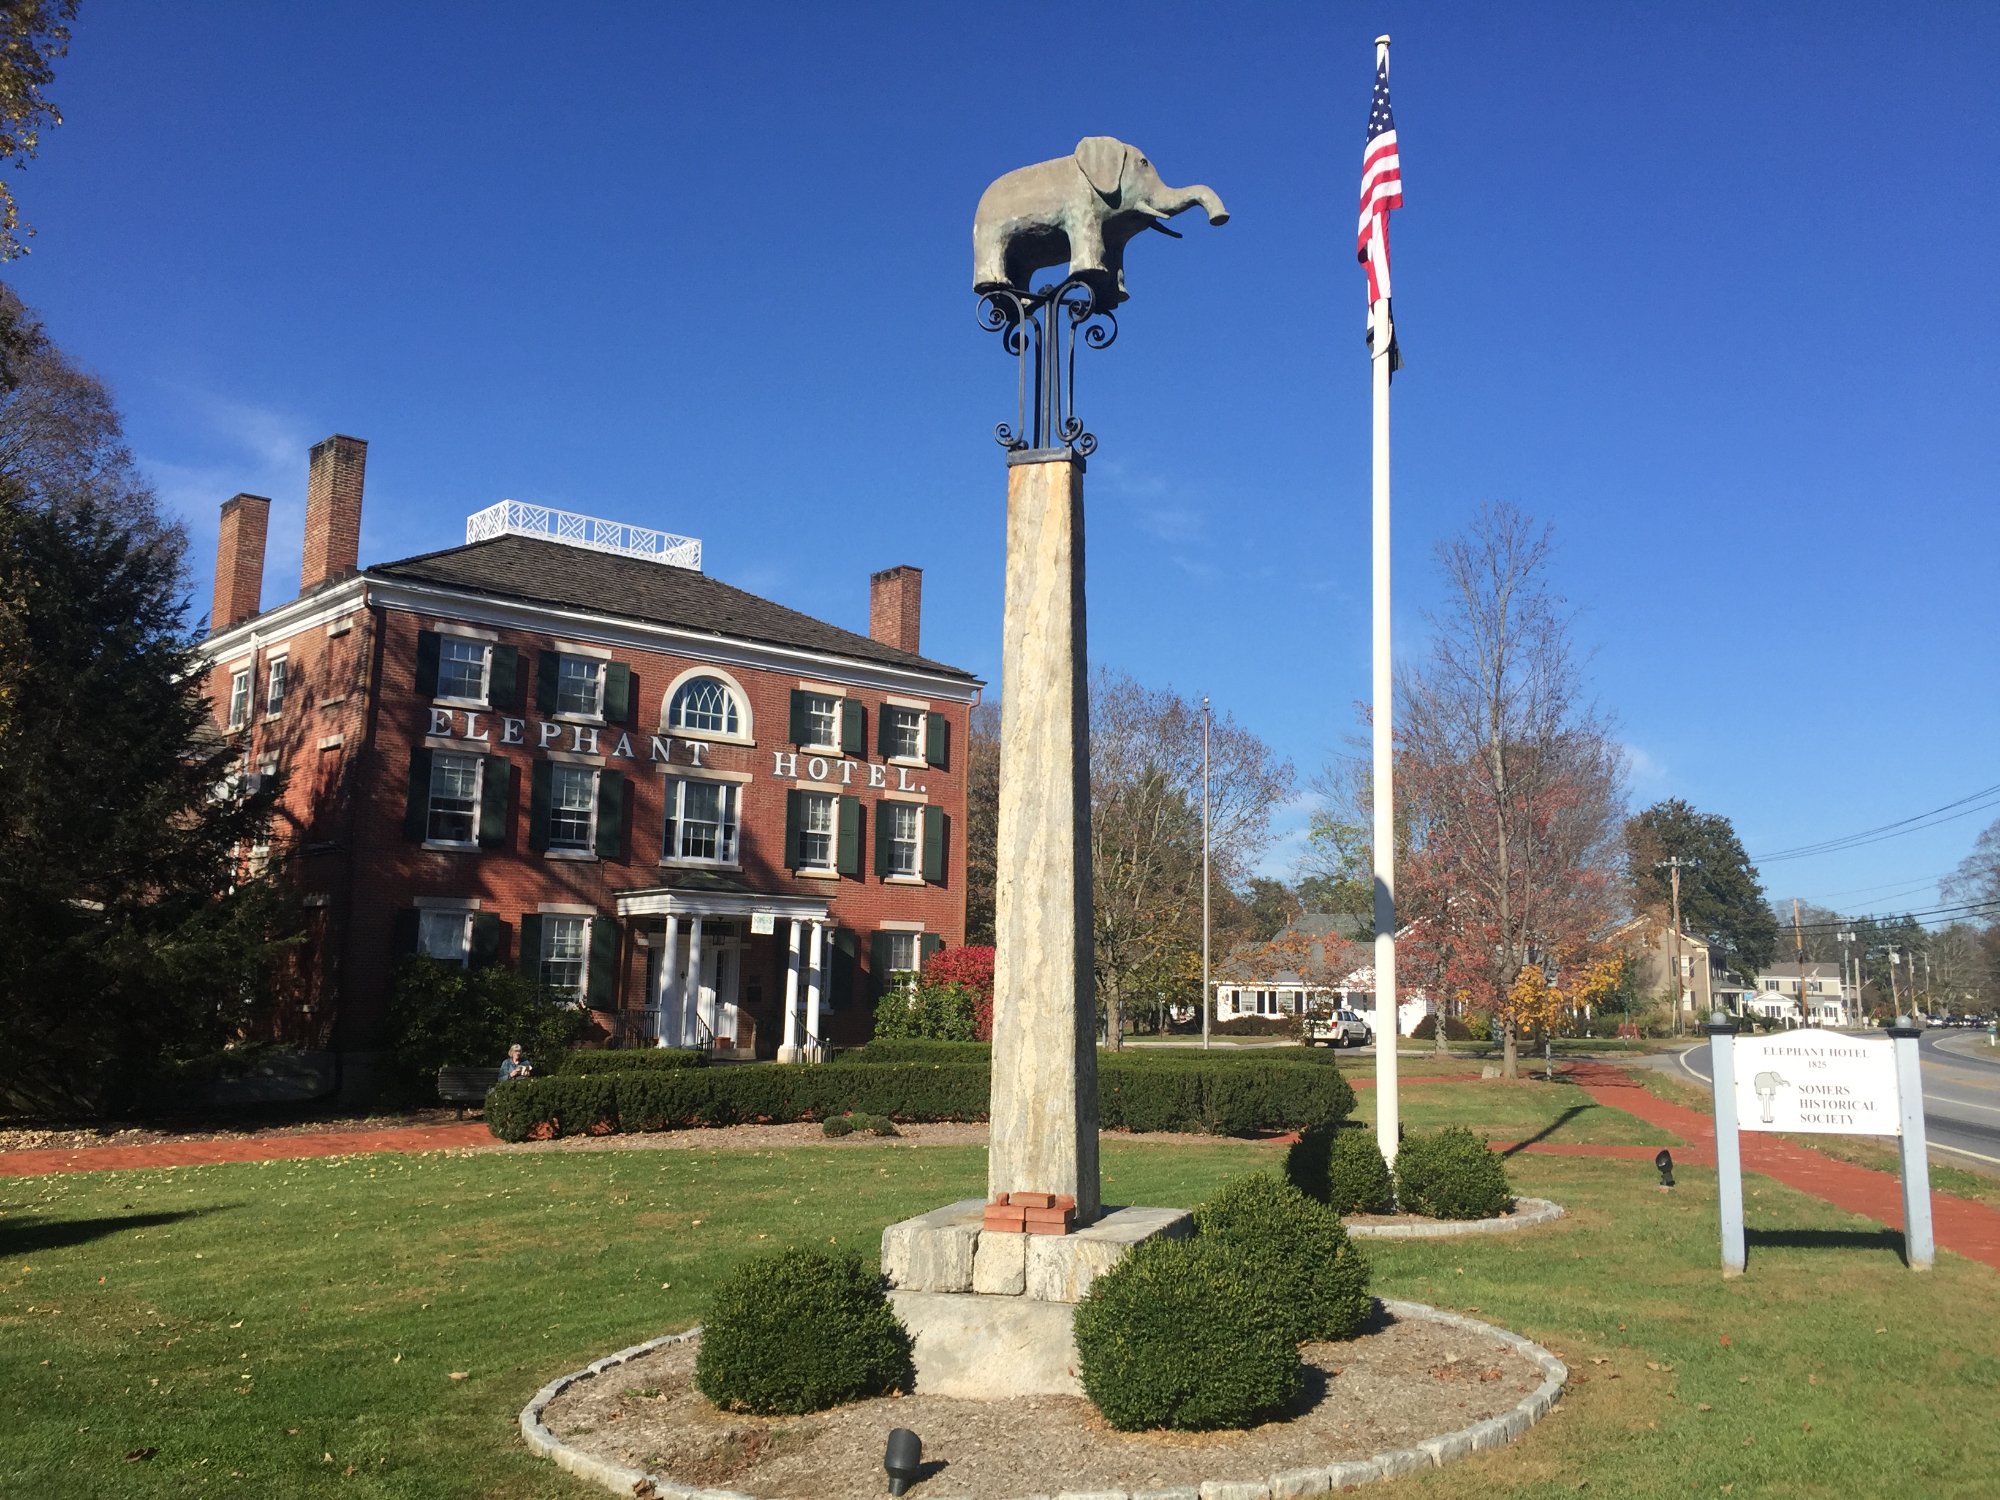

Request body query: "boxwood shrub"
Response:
[1393, 1125, 1514, 1220]
[555, 1048, 707, 1075]
[693, 1247, 913, 1414]
[1287, 1124, 1395, 1215]
[1073, 1235, 1301, 1431]
[1194, 1173, 1372, 1343]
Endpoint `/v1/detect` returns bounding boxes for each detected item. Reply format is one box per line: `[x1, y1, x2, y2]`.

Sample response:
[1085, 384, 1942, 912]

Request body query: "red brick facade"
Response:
[211, 492, 270, 630]
[201, 448, 977, 1068]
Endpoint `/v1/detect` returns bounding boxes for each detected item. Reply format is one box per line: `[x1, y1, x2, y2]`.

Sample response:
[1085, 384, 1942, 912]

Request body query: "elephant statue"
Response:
[973, 137, 1227, 306]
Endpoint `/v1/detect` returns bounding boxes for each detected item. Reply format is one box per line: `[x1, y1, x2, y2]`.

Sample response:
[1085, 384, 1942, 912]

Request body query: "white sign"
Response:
[749, 912, 776, 936]
[1734, 1028, 1900, 1136]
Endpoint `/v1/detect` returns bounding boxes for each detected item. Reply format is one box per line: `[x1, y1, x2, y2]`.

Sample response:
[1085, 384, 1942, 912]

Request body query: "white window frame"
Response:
[797, 789, 838, 871]
[264, 655, 288, 717]
[227, 668, 251, 730]
[664, 776, 740, 866]
[554, 654, 606, 720]
[435, 636, 491, 706]
[802, 692, 841, 752]
[881, 931, 920, 983]
[418, 909, 473, 965]
[546, 763, 600, 853]
[427, 751, 483, 846]
[885, 705, 925, 763]
[661, 666, 754, 743]
[541, 914, 590, 1002]
[886, 800, 922, 878]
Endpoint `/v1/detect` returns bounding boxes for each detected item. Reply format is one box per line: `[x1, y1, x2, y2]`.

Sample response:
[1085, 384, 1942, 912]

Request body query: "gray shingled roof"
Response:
[368, 534, 978, 682]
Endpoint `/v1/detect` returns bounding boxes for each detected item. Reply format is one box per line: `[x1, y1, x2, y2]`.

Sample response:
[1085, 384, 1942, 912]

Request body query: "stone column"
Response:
[658, 912, 682, 1047]
[779, 918, 804, 1063]
[686, 917, 708, 1047]
[990, 453, 1099, 1223]
[804, 921, 825, 1061]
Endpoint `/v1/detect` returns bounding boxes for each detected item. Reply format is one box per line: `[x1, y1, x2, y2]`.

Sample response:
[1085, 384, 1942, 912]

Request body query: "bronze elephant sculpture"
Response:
[973, 136, 1227, 307]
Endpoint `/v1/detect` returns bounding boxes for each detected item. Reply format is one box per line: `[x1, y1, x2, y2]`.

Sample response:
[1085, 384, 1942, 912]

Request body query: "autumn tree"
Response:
[1390, 504, 1627, 1076]
[962, 700, 999, 945]
[1625, 799, 1777, 975]
[1295, 805, 1374, 927]
[0, 2, 76, 260]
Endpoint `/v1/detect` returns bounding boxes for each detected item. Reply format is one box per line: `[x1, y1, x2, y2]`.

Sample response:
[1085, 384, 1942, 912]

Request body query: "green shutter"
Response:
[841, 698, 865, 756]
[788, 689, 810, 746]
[876, 708, 895, 758]
[404, 748, 433, 841]
[922, 806, 947, 883]
[874, 801, 893, 878]
[837, 794, 861, 877]
[662, 777, 679, 860]
[478, 756, 512, 847]
[828, 927, 858, 1009]
[595, 771, 627, 858]
[783, 790, 803, 870]
[470, 912, 504, 969]
[920, 933, 945, 966]
[415, 630, 441, 698]
[518, 913, 543, 980]
[536, 650, 560, 714]
[604, 662, 633, 725]
[587, 915, 619, 1010]
[871, 930, 894, 1000]
[392, 908, 420, 956]
[925, 712, 950, 769]
[529, 760, 552, 851]
[489, 646, 519, 711]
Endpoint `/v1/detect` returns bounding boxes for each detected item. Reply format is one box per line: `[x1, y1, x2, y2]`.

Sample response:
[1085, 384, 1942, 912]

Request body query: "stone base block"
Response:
[890, 1289, 1081, 1397]
[883, 1201, 1193, 1302]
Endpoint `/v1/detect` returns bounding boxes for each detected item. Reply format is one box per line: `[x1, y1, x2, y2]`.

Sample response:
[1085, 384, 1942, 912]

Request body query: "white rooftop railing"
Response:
[464, 500, 702, 572]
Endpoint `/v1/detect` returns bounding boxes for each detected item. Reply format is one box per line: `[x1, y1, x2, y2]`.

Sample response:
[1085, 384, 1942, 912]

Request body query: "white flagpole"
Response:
[1369, 32, 1401, 1168]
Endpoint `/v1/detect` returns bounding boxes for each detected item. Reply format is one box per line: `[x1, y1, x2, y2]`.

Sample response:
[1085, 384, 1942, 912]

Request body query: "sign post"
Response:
[1706, 1012, 1934, 1273]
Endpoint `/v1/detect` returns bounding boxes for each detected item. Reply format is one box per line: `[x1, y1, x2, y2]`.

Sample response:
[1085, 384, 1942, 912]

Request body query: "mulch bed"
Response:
[543, 1308, 1543, 1499]
[0, 1108, 464, 1154]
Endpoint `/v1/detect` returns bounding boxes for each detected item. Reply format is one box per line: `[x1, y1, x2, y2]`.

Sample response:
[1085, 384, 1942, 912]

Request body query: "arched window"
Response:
[668, 676, 740, 735]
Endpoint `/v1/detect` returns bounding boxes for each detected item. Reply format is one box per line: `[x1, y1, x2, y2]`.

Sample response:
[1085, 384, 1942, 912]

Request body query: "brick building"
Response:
[199, 435, 980, 1083]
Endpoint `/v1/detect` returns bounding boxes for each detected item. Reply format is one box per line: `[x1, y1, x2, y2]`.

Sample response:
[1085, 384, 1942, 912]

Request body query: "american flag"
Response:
[1357, 55, 1402, 312]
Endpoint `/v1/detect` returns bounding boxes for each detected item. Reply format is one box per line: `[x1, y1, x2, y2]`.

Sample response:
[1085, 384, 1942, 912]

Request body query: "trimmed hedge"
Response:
[844, 1039, 1349, 1068]
[1410, 1014, 1475, 1042]
[693, 1247, 913, 1414]
[823, 1111, 898, 1137]
[1285, 1123, 1395, 1215]
[1393, 1126, 1515, 1220]
[1074, 1235, 1301, 1431]
[485, 1055, 1354, 1142]
[555, 1048, 707, 1075]
[1194, 1174, 1372, 1344]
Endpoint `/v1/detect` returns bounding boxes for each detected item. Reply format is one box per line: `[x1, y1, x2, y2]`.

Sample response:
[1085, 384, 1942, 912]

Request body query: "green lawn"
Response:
[5, 1079, 1998, 1499]
[1349, 1075, 1684, 1149]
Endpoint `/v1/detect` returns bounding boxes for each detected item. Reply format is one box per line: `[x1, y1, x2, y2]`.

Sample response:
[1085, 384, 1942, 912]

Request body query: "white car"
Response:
[1305, 1009, 1373, 1047]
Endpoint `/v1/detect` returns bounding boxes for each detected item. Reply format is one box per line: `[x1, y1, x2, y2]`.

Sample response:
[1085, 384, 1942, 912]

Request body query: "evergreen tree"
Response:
[1625, 798, 1778, 973]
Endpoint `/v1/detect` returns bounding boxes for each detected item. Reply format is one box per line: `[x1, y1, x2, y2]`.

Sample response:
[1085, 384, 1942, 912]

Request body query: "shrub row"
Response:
[486, 1056, 1354, 1141]
[842, 1039, 1347, 1068]
[555, 1047, 707, 1075]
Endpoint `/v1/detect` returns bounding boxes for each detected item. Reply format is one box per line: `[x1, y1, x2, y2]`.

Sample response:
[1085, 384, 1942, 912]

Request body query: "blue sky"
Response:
[12, 2, 1998, 920]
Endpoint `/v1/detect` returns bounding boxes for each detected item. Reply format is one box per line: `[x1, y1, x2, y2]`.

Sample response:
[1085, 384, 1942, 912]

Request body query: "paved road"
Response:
[1673, 1029, 2000, 1177]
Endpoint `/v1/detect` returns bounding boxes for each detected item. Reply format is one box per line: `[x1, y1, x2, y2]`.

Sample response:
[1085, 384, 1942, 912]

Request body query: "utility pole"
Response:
[1201, 695, 1211, 1052]
[1793, 899, 1807, 1027]
[1838, 929, 1857, 1027]
[1657, 857, 1695, 1035]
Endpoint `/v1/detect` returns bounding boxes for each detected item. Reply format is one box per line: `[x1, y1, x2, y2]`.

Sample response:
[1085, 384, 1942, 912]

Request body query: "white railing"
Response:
[465, 500, 702, 572]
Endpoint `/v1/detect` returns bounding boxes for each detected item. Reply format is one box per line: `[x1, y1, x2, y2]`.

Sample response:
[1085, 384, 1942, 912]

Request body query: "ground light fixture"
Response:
[884, 1427, 923, 1495]
[1656, 1149, 1675, 1189]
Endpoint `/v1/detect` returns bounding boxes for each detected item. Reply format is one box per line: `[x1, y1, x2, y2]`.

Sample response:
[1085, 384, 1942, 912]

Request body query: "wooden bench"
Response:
[437, 1065, 499, 1118]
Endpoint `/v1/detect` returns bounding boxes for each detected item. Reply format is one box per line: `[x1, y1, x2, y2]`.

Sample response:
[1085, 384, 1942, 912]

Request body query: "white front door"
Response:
[702, 943, 742, 1049]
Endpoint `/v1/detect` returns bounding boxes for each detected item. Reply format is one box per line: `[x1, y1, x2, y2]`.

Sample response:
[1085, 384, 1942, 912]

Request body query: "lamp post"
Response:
[1201, 695, 1211, 1052]
[1838, 929, 1857, 1027]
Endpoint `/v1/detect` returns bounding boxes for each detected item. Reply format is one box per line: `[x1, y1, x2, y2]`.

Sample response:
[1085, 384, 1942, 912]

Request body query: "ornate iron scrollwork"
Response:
[975, 275, 1117, 458]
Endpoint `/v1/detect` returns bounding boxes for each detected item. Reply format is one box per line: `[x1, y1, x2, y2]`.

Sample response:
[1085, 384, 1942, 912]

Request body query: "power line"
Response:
[1749, 781, 2000, 864]
[1779, 896, 2000, 935]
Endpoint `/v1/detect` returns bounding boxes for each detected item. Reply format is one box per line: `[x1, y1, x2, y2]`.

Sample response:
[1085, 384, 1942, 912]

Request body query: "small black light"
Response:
[884, 1427, 923, 1496]
[1655, 1149, 1675, 1189]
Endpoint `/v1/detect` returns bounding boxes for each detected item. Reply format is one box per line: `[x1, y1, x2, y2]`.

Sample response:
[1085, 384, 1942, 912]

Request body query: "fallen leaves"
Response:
[122, 1447, 156, 1463]
[448, 1371, 469, 1381]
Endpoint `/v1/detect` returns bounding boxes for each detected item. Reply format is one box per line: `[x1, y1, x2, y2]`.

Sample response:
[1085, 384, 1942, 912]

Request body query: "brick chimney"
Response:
[301, 434, 368, 593]
[210, 492, 271, 632]
[869, 565, 923, 654]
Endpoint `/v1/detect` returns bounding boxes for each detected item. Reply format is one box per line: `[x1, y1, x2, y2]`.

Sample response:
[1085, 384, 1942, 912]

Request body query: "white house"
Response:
[1212, 916, 1432, 1037]
[1751, 962, 1856, 1027]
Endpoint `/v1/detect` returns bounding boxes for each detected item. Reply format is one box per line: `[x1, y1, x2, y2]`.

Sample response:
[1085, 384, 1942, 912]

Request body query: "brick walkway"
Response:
[0, 1121, 494, 1179]
[1556, 1062, 2000, 1272]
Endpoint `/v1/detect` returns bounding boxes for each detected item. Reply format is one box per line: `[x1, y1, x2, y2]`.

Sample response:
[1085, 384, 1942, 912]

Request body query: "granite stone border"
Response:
[518, 1300, 1568, 1500]
[1344, 1196, 1565, 1240]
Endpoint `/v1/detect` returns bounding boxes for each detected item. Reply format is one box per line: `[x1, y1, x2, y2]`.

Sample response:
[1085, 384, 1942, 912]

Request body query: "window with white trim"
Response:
[265, 657, 288, 716]
[436, 637, 490, 701]
[885, 801, 922, 877]
[665, 778, 739, 864]
[227, 668, 251, 729]
[802, 693, 840, 750]
[418, 910, 472, 964]
[881, 930, 920, 979]
[428, 753, 481, 843]
[885, 707, 923, 760]
[797, 790, 837, 871]
[555, 655, 604, 717]
[541, 915, 589, 1001]
[668, 676, 740, 735]
[548, 764, 598, 851]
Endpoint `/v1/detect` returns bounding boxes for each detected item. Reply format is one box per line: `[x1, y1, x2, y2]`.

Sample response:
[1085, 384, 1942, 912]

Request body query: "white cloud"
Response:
[1623, 740, 1670, 794]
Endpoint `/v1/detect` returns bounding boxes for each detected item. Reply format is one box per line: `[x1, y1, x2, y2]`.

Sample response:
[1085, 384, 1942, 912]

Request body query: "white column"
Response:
[1708, 1013, 1746, 1277]
[658, 912, 681, 1048]
[686, 916, 708, 1048]
[1891, 1018, 1935, 1270]
[779, 918, 804, 1063]
[804, 920, 825, 1061]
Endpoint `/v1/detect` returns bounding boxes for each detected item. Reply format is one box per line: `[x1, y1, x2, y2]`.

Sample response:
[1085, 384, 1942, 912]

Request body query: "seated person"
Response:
[499, 1043, 533, 1081]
